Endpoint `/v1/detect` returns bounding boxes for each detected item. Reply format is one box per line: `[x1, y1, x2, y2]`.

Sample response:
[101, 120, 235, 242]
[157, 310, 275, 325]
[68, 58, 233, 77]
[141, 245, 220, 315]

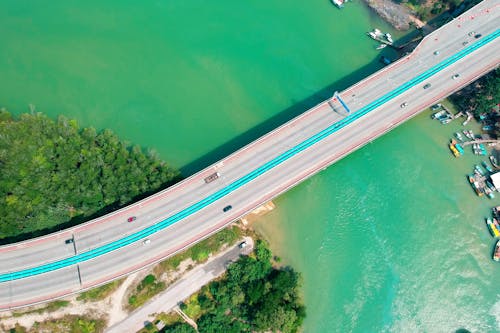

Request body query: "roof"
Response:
[491, 172, 500, 189]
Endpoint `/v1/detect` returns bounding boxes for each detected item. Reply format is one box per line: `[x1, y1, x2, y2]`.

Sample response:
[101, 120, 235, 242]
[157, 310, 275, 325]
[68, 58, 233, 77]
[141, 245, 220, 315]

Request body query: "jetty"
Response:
[461, 139, 500, 147]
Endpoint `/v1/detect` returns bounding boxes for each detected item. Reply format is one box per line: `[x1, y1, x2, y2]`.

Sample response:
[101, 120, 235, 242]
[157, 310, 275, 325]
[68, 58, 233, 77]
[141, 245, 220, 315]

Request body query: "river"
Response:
[0, 1, 498, 332]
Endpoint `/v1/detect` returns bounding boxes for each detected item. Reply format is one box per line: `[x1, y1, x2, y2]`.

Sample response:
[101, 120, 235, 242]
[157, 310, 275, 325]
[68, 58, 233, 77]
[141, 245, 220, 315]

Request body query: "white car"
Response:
[143, 239, 151, 245]
[452, 74, 460, 80]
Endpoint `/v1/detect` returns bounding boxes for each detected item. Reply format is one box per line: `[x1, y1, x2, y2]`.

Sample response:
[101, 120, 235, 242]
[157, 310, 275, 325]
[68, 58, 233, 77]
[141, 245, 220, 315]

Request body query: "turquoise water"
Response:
[1, 1, 498, 332]
[255, 112, 500, 332]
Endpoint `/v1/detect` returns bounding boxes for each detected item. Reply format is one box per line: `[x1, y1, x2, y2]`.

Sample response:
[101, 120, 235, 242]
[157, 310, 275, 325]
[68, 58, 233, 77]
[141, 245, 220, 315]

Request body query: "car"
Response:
[239, 241, 248, 249]
[223, 205, 232, 212]
[143, 239, 151, 245]
[452, 74, 460, 80]
[474, 33, 482, 39]
[462, 41, 469, 46]
[468, 31, 475, 37]
[423, 83, 431, 89]
[400, 102, 408, 108]
[65, 239, 74, 244]
[433, 50, 440, 55]
[127, 216, 137, 222]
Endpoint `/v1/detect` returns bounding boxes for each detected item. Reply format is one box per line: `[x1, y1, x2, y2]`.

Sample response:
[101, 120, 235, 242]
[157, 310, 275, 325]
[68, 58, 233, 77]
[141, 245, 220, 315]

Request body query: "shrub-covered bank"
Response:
[0, 109, 180, 242]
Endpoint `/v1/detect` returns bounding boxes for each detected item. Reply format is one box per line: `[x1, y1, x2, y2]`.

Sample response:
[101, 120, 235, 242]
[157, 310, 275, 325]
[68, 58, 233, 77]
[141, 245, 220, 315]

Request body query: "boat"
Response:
[463, 129, 472, 140]
[479, 144, 487, 156]
[468, 174, 475, 184]
[432, 110, 446, 119]
[449, 141, 460, 157]
[483, 125, 494, 131]
[482, 161, 494, 173]
[332, 0, 345, 8]
[455, 132, 464, 142]
[486, 218, 500, 237]
[493, 240, 500, 262]
[490, 155, 498, 167]
[379, 56, 391, 65]
[488, 191, 495, 199]
[431, 104, 442, 111]
[468, 130, 475, 139]
[376, 44, 387, 50]
[473, 182, 484, 196]
[493, 206, 500, 219]
[472, 143, 481, 155]
[455, 143, 464, 155]
[493, 218, 500, 230]
[385, 33, 393, 43]
[475, 164, 485, 176]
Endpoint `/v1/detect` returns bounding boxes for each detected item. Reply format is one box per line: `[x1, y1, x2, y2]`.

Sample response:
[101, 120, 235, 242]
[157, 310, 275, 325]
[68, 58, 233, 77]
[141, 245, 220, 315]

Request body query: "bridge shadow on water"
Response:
[180, 58, 386, 176]
[0, 57, 388, 245]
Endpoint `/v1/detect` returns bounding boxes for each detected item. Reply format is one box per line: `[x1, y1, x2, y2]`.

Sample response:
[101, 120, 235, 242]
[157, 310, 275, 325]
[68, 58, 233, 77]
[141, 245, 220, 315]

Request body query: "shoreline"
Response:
[362, 0, 420, 31]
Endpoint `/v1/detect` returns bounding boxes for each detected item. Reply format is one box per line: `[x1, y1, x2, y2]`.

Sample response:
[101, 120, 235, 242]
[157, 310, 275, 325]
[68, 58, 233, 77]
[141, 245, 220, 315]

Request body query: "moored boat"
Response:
[449, 141, 460, 157]
[486, 218, 500, 237]
[332, 0, 345, 8]
[385, 33, 393, 43]
[376, 44, 387, 50]
[490, 155, 498, 167]
[475, 164, 485, 176]
[455, 143, 464, 155]
[482, 161, 494, 173]
[486, 180, 497, 193]
[454, 132, 464, 142]
[493, 240, 500, 262]
[479, 144, 487, 156]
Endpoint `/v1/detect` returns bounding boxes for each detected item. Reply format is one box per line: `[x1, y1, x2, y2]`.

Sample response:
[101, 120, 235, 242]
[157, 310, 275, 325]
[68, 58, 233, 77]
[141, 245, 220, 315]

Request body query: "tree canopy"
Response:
[450, 68, 500, 118]
[0, 109, 180, 242]
[163, 240, 306, 333]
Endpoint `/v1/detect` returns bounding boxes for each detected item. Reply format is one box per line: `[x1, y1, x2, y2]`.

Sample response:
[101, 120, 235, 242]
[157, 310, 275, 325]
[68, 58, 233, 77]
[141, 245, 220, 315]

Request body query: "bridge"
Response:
[0, 0, 499, 310]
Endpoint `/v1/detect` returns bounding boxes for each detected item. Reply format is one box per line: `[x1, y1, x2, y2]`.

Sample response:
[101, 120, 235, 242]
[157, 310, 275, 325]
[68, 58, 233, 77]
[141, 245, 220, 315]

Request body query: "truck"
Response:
[204, 172, 220, 184]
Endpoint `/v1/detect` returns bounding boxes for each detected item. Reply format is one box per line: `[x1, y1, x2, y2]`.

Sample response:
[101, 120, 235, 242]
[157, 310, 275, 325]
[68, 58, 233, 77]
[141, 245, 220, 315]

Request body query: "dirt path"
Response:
[106, 272, 138, 326]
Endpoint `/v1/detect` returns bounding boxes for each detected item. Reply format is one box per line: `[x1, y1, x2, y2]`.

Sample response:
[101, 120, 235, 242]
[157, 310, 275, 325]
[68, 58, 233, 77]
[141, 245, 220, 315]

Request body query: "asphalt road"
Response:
[0, 0, 498, 310]
[105, 237, 253, 333]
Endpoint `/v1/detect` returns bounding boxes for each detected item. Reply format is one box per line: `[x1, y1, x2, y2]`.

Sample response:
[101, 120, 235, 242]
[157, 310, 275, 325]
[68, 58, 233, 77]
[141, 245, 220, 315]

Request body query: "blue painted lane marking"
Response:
[1, 29, 498, 283]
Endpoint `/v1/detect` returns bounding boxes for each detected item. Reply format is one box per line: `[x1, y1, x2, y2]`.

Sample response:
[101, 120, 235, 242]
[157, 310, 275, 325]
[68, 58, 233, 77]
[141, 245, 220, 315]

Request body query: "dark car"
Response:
[474, 33, 482, 39]
[65, 239, 74, 244]
[223, 205, 232, 212]
[423, 83, 431, 89]
[127, 216, 137, 222]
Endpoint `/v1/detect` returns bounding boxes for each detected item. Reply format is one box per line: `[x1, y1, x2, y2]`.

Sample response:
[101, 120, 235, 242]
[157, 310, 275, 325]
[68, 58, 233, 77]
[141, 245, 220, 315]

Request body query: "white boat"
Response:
[385, 33, 393, 43]
[376, 44, 387, 50]
[332, 0, 345, 8]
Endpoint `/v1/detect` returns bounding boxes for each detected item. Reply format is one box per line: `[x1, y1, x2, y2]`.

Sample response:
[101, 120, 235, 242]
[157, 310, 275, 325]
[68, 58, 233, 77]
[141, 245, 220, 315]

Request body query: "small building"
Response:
[490, 172, 500, 190]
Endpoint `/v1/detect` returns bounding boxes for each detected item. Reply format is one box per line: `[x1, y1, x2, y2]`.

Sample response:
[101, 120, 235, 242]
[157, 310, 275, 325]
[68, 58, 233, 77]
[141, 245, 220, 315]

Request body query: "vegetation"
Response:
[0, 109, 180, 242]
[163, 240, 306, 333]
[450, 68, 500, 118]
[30, 315, 105, 333]
[128, 274, 166, 310]
[127, 226, 242, 311]
[157, 226, 242, 272]
[12, 300, 70, 317]
[401, 0, 481, 22]
[5, 315, 105, 333]
[77, 279, 124, 302]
